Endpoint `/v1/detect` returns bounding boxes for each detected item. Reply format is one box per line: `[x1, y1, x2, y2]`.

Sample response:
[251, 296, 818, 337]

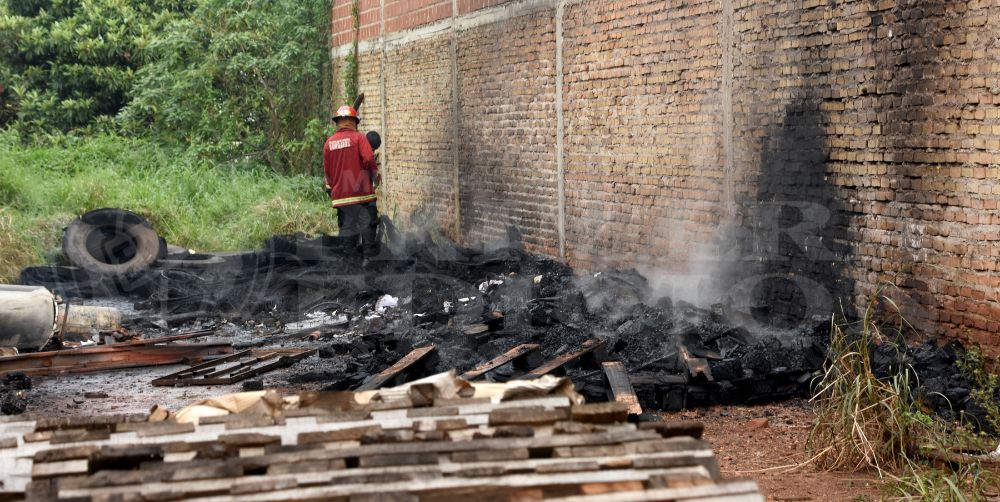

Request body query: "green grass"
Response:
[0, 130, 336, 282]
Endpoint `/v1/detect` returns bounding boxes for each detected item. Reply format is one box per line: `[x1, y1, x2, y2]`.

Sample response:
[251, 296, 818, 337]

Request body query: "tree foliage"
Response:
[120, 0, 334, 175]
[0, 0, 195, 133]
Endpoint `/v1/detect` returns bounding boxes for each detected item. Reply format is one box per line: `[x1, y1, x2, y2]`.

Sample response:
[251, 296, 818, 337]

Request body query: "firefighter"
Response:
[323, 105, 379, 255]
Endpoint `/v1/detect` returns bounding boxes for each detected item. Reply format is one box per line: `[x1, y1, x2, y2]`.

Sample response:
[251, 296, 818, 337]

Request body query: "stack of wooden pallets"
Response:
[0, 390, 762, 501]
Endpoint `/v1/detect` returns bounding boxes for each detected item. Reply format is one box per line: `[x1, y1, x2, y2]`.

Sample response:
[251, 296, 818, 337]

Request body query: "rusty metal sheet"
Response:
[110, 329, 215, 347]
[0, 343, 233, 377]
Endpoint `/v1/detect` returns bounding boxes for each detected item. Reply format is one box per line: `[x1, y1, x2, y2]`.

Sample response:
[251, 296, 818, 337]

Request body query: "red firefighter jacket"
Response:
[323, 128, 378, 207]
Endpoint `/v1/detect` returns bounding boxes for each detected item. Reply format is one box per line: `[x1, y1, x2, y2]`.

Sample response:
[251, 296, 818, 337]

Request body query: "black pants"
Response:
[337, 202, 378, 255]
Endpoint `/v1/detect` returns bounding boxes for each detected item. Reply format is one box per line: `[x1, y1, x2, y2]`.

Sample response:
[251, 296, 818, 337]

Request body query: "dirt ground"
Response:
[24, 362, 321, 418]
[664, 399, 882, 501]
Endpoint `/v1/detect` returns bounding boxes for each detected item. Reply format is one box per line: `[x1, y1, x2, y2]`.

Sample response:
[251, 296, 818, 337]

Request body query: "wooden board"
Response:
[518, 340, 606, 380]
[355, 346, 437, 391]
[460, 343, 542, 380]
[7, 381, 761, 501]
[602, 361, 643, 416]
[679, 346, 713, 382]
[152, 349, 317, 386]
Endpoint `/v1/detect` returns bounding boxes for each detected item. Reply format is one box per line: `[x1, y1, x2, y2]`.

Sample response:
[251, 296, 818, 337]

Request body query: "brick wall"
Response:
[384, 37, 457, 236]
[728, 0, 1000, 344]
[456, 11, 560, 255]
[562, 0, 725, 268]
[385, 0, 451, 33]
[331, 0, 1000, 355]
[332, 0, 380, 47]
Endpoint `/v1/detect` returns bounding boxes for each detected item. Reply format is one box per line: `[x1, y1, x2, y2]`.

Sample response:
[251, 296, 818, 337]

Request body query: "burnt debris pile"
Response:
[20, 212, 994, 422]
[873, 340, 1000, 433]
[22, 230, 835, 412]
[0, 372, 31, 415]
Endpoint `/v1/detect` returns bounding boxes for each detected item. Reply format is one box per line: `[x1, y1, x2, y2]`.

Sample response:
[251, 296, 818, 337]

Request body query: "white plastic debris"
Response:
[284, 313, 349, 335]
[443, 301, 454, 314]
[533, 275, 543, 284]
[458, 297, 473, 303]
[375, 294, 399, 313]
[478, 280, 504, 294]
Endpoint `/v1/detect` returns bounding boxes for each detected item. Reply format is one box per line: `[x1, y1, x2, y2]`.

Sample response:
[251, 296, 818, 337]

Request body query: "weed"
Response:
[957, 344, 1000, 434]
[886, 459, 997, 501]
[809, 289, 1000, 500]
[808, 294, 914, 474]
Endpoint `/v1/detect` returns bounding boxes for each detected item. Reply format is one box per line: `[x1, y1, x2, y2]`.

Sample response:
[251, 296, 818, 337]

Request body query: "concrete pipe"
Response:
[0, 285, 57, 351]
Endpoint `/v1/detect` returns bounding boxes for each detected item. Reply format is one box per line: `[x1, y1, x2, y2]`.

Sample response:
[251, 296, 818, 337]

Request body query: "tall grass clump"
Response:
[808, 295, 915, 474]
[808, 291, 1000, 500]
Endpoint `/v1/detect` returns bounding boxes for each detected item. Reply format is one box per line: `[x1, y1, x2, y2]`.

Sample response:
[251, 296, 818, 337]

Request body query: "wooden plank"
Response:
[31, 459, 88, 479]
[217, 434, 282, 449]
[14, 390, 751, 501]
[678, 346, 713, 382]
[518, 340, 605, 380]
[34, 413, 146, 432]
[44, 428, 663, 486]
[50, 429, 111, 444]
[638, 421, 705, 440]
[135, 422, 197, 438]
[355, 346, 437, 391]
[541, 480, 762, 501]
[488, 406, 570, 426]
[218, 429, 665, 470]
[459, 344, 541, 380]
[602, 361, 643, 416]
[571, 402, 630, 424]
[58, 464, 716, 501]
[450, 448, 529, 463]
[0, 343, 233, 377]
[152, 349, 317, 386]
[166, 466, 710, 501]
[298, 425, 381, 445]
[59, 451, 711, 494]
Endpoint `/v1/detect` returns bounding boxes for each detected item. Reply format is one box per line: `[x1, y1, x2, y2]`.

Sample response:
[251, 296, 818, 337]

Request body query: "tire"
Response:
[62, 208, 165, 277]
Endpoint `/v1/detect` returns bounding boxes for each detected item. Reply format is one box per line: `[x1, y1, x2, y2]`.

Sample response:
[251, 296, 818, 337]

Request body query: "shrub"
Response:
[119, 0, 335, 175]
[0, 0, 195, 133]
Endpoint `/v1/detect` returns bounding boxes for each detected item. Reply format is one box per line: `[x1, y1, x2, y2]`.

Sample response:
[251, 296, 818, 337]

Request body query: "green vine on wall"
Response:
[341, 0, 360, 104]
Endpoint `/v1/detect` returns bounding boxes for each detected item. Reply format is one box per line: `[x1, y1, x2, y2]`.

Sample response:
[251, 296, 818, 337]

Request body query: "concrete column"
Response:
[720, 0, 735, 219]
[379, 0, 389, 190]
[450, 0, 462, 240]
[556, 0, 566, 259]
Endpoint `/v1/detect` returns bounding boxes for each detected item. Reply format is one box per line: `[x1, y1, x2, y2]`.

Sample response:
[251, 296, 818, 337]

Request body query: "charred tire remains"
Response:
[62, 208, 166, 276]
